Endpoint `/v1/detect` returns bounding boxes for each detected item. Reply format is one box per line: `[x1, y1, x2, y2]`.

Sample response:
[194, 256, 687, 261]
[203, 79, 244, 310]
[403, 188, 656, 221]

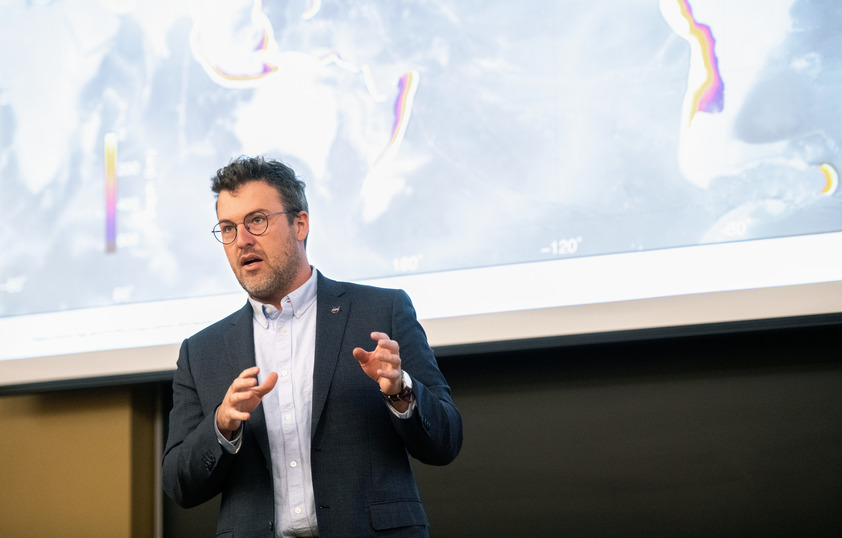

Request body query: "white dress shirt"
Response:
[251, 269, 319, 537]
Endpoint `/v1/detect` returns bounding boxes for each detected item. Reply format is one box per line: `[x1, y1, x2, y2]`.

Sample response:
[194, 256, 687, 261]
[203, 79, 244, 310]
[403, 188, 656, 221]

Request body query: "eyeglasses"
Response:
[212, 210, 296, 244]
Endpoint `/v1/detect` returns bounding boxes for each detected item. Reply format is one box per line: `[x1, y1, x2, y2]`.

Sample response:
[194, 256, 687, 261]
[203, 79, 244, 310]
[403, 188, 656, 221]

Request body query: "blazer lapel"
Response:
[223, 301, 272, 461]
[311, 274, 350, 438]
[223, 302, 258, 374]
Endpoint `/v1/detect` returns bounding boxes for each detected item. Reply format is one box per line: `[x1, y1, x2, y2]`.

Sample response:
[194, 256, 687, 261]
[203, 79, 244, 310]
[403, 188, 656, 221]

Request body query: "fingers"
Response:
[374, 339, 400, 369]
[226, 367, 276, 410]
[352, 347, 368, 362]
[370, 331, 389, 342]
[224, 407, 252, 422]
[375, 367, 402, 383]
[354, 332, 404, 395]
[238, 365, 261, 379]
[254, 371, 278, 396]
[227, 387, 261, 406]
[217, 367, 276, 436]
[354, 333, 400, 365]
[216, 366, 278, 439]
[370, 332, 399, 353]
[230, 375, 258, 393]
[366, 332, 399, 359]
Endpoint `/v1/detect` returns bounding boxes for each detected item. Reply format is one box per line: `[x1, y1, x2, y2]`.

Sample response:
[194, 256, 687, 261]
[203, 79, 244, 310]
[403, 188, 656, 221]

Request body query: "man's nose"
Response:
[234, 222, 256, 246]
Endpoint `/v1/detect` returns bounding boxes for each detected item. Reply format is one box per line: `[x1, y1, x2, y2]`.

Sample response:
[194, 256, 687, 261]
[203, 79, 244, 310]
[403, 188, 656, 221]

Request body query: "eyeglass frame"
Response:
[212, 210, 298, 244]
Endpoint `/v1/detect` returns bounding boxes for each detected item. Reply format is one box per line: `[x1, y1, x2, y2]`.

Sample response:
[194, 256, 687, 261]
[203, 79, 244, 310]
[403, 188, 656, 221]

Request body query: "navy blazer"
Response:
[162, 273, 463, 537]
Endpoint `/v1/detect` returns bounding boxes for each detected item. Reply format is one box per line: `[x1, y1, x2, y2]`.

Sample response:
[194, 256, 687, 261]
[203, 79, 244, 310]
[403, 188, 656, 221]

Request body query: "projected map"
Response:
[1, 0, 841, 319]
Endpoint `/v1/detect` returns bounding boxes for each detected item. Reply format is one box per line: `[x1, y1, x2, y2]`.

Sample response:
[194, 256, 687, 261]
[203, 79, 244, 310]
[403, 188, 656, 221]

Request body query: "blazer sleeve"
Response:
[161, 338, 237, 508]
[387, 289, 463, 466]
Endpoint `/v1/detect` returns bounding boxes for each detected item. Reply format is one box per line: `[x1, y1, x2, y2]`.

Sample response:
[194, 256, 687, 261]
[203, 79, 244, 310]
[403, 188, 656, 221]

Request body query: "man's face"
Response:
[216, 180, 310, 306]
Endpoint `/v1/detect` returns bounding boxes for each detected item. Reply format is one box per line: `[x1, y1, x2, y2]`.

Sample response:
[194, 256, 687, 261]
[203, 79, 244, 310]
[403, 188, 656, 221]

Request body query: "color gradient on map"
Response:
[200, 0, 279, 82]
[379, 70, 419, 163]
[820, 163, 838, 195]
[677, 0, 724, 125]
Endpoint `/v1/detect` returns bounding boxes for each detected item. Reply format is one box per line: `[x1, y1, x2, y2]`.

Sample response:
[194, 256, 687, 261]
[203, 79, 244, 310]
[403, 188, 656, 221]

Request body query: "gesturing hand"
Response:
[352, 331, 403, 395]
[216, 366, 278, 440]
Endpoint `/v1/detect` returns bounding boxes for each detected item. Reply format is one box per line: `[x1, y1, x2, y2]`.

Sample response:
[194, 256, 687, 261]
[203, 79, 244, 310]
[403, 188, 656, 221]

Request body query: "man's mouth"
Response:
[240, 254, 263, 267]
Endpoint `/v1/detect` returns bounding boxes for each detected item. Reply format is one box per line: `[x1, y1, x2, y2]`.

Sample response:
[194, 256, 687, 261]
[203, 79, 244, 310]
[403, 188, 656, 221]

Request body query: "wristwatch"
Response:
[383, 371, 413, 403]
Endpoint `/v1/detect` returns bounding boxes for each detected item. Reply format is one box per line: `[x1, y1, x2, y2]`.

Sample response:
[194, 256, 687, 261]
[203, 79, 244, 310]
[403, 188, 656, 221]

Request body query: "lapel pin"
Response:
[331, 306, 341, 314]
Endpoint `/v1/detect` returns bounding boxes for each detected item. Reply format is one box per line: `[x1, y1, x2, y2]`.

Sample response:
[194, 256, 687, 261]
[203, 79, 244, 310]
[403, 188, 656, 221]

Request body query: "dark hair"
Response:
[212, 155, 309, 222]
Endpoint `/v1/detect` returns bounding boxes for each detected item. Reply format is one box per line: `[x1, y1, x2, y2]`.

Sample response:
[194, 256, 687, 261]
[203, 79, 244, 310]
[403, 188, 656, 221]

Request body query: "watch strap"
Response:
[383, 371, 413, 402]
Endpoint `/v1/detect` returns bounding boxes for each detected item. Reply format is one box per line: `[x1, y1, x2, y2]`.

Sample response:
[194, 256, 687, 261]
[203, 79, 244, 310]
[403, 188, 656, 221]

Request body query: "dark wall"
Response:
[164, 321, 842, 537]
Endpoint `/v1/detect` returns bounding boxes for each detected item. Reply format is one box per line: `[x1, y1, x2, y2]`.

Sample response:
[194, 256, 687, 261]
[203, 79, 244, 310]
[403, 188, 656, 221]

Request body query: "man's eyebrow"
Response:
[245, 208, 276, 217]
[218, 208, 272, 221]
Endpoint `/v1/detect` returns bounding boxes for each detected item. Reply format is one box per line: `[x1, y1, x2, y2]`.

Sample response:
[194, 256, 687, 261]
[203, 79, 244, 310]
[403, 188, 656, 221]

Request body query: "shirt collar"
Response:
[249, 267, 319, 328]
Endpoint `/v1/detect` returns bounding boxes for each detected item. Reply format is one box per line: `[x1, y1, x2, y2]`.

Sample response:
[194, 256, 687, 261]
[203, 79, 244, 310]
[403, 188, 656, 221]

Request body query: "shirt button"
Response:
[285, 414, 293, 421]
[294, 507, 302, 514]
[290, 461, 297, 468]
[280, 327, 288, 334]
[281, 370, 289, 377]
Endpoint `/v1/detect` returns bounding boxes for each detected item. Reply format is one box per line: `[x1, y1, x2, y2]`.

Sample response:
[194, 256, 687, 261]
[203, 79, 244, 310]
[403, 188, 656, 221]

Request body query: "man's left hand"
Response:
[353, 331, 403, 395]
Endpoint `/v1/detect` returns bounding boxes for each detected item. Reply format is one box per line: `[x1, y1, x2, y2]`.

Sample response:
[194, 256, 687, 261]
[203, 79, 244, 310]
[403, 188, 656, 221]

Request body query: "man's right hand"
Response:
[217, 366, 278, 440]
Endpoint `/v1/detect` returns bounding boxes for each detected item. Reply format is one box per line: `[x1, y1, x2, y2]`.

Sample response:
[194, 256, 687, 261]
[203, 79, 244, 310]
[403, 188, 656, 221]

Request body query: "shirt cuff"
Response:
[214, 406, 243, 454]
[385, 371, 417, 419]
[387, 394, 417, 419]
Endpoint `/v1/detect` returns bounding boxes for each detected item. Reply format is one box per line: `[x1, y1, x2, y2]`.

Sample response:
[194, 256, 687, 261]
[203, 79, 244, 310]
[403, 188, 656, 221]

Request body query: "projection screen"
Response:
[1, 0, 841, 391]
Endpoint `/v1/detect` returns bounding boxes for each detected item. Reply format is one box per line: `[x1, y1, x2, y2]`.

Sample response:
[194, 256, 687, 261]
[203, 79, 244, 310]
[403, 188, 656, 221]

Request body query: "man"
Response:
[162, 156, 463, 537]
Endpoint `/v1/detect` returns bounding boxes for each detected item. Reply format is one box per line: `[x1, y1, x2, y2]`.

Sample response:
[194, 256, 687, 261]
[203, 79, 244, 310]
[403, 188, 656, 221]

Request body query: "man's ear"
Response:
[295, 211, 310, 243]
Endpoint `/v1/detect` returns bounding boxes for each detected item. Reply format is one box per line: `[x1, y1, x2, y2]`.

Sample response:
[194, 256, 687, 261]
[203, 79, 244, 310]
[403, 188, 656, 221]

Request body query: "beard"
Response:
[236, 235, 304, 303]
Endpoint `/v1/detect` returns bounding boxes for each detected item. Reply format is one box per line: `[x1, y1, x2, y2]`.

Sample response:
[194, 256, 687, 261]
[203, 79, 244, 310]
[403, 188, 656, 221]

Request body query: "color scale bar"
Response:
[105, 133, 118, 253]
